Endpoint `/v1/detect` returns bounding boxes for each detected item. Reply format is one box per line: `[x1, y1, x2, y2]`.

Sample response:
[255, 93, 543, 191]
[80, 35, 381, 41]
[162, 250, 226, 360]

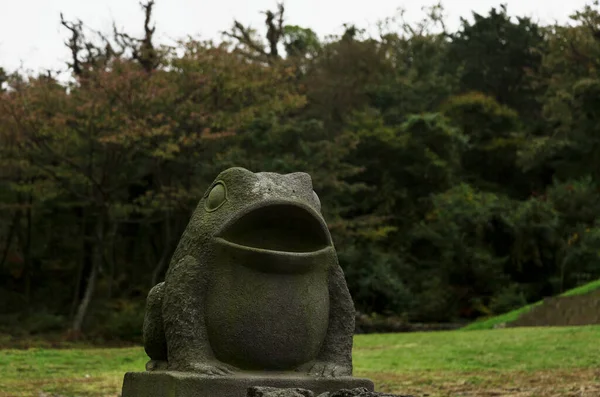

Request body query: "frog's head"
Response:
[177, 167, 335, 273]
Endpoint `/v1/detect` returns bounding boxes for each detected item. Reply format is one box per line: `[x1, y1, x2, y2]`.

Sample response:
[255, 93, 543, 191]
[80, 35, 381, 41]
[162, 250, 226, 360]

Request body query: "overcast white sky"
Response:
[0, 0, 593, 75]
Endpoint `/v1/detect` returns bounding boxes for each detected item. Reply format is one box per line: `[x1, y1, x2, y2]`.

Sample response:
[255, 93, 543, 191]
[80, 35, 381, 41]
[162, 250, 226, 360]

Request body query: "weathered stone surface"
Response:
[247, 386, 314, 397]
[123, 168, 380, 397]
[247, 387, 414, 397]
[318, 387, 414, 397]
[141, 168, 355, 375]
[121, 372, 374, 397]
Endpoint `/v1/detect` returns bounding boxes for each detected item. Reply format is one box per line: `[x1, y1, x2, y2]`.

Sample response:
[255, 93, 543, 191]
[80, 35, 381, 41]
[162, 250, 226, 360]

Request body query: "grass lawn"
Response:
[462, 278, 600, 331]
[2, 326, 600, 397]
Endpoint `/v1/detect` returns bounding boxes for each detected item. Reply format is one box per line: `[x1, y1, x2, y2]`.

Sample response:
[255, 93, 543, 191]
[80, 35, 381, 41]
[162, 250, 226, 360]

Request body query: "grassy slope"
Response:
[2, 326, 600, 396]
[461, 278, 600, 331]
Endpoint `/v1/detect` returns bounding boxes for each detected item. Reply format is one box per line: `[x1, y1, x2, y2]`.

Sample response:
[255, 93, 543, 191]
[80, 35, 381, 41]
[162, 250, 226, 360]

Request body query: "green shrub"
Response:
[407, 184, 514, 320]
[340, 244, 414, 316]
[489, 284, 528, 314]
[0, 311, 67, 335]
[90, 300, 145, 343]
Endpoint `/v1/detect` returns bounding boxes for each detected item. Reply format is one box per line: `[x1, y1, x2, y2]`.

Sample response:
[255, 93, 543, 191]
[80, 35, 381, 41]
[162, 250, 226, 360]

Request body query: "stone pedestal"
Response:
[121, 371, 374, 397]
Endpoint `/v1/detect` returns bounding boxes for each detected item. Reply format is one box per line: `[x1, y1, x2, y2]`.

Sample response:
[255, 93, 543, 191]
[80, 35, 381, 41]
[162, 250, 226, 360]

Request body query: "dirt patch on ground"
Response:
[2, 370, 598, 397]
[508, 290, 600, 327]
[363, 368, 600, 397]
[0, 332, 139, 350]
[355, 313, 465, 334]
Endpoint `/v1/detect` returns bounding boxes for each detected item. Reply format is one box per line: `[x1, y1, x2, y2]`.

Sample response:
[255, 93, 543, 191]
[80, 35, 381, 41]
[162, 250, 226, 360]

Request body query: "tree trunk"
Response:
[23, 196, 32, 312]
[0, 211, 21, 269]
[70, 206, 89, 320]
[105, 222, 119, 299]
[71, 212, 104, 334]
[12, 194, 33, 314]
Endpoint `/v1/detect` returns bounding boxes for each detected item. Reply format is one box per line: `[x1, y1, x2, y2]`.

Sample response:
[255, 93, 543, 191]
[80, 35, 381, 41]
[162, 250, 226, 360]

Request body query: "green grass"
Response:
[462, 278, 600, 331]
[2, 326, 600, 396]
[353, 326, 600, 373]
[561, 278, 600, 296]
[0, 347, 147, 397]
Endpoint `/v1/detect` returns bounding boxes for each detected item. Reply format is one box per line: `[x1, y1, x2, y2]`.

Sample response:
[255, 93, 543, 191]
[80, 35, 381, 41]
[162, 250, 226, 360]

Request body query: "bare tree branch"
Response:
[264, 2, 285, 58]
[112, 1, 158, 71]
[222, 21, 268, 57]
[60, 13, 84, 76]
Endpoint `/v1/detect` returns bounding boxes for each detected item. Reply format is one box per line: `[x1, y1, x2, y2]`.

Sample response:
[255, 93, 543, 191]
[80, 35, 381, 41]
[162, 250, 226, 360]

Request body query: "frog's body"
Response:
[142, 167, 355, 377]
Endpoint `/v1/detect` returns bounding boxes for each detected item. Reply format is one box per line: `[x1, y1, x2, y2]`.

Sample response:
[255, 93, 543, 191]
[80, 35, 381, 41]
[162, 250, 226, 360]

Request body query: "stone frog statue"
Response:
[143, 167, 355, 378]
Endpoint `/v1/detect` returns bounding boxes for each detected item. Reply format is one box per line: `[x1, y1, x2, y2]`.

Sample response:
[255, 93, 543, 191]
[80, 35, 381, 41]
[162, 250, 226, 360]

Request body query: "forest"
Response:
[2, 0, 600, 341]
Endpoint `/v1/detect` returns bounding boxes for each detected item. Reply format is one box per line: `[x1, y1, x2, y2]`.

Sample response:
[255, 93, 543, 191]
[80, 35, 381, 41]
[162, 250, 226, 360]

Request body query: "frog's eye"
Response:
[312, 190, 321, 210]
[205, 182, 227, 212]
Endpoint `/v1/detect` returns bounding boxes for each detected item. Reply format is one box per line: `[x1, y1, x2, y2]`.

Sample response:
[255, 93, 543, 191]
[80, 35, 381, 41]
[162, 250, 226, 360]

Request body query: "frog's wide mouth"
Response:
[215, 202, 331, 254]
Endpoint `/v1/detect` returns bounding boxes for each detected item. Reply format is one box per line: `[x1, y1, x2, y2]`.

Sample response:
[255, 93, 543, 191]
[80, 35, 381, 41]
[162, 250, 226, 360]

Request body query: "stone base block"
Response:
[121, 371, 375, 397]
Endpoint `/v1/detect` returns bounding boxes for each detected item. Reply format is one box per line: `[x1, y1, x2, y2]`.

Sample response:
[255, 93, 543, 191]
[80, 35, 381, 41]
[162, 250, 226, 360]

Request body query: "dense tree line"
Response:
[2, 1, 600, 340]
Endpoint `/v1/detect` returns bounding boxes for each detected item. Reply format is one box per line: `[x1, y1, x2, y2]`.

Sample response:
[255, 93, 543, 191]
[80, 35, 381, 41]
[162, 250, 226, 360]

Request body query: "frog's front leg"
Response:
[162, 255, 237, 375]
[298, 263, 354, 378]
